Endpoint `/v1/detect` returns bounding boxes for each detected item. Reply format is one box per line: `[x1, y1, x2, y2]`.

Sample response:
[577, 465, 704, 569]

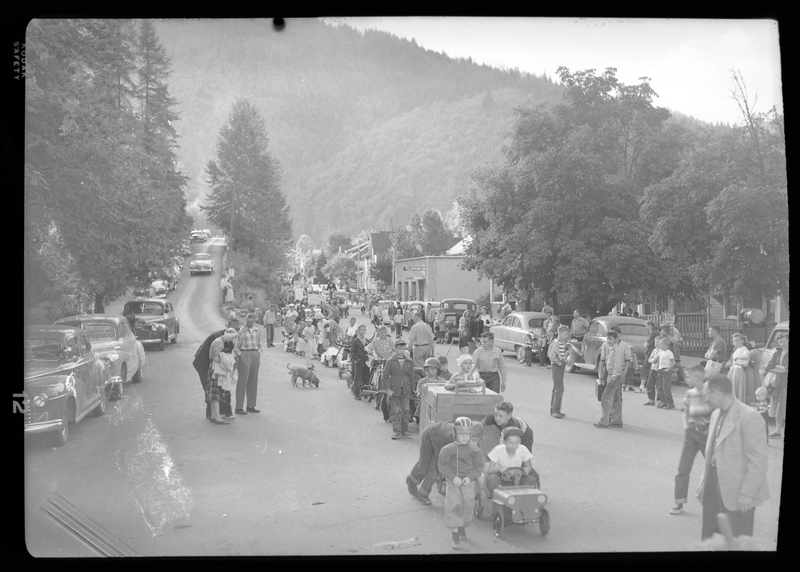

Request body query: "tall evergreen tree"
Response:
[202, 98, 292, 268]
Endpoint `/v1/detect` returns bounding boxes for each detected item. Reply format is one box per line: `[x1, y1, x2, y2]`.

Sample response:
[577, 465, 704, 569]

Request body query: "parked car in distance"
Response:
[150, 279, 169, 298]
[379, 300, 398, 325]
[189, 252, 214, 275]
[122, 298, 179, 351]
[490, 311, 548, 362]
[564, 316, 649, 379]
[401, 301, 425, 329]
[203, 229, 212, 239]
[133, 283, 156, 298]
[440, 298, 477, 343]
[758, 320, 789, 376]
[23, 325, 113, 447]
[191, 230, 206, 243]
[181, 243, 192, 256]
[53, 315, 146, 387]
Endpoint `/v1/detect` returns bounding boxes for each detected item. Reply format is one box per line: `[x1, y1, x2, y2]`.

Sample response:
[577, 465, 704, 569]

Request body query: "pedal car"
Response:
[474, 471, 550, 538]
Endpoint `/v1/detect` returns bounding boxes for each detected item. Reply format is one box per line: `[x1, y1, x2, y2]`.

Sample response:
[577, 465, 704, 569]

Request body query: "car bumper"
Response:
[139, 338, 164, 345]
[24, 417, 64, 435]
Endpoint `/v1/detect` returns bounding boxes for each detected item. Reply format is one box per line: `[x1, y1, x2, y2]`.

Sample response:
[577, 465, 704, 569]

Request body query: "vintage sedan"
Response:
[150, 279, 169, 298]
[564, 316, 649, 379]
[53, 315, 146, 388]
[122, 298, 179, 351]
[441, 298, 477, 343]
[23, 325, 114, 447]
[490, 311, 548, 362]
[189, 252, 214, 275]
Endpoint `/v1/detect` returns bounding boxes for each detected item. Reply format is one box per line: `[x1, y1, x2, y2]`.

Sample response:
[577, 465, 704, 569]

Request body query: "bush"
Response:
[227, 249, 284, 310]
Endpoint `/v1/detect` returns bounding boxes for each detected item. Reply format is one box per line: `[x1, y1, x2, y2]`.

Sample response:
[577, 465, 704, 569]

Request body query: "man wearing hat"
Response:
[382, 338, 415, 439]
[233, 313, 262, 415]
[408, 311, 435, 369]
[193, 328, 226, 420]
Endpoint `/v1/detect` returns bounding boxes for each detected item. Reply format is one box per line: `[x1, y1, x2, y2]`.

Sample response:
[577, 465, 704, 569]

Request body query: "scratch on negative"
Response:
[262, 438, 268, 454]
[655, 455, 660, 468]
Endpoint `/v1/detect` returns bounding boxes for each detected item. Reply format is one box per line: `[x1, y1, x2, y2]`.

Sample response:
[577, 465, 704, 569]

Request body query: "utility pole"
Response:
[229, 185, 236, 252]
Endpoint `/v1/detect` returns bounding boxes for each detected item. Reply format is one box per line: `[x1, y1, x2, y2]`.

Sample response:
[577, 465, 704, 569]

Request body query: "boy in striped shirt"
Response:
[547, 325, 571, 418]
[670, 365, 713, 515]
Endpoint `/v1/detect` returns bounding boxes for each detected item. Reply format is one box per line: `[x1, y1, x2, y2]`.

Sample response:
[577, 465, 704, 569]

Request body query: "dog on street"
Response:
[287, 363, 320, 388]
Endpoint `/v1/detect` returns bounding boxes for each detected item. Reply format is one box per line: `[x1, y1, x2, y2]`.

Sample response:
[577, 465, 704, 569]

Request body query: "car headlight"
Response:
[537, 495, 546, 504]
[151, 325, 159, 331]
[507, 496, 515, 505]
[33, 394, 47, 407]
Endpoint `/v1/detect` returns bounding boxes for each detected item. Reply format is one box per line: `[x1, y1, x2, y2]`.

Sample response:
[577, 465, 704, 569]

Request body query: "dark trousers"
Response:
[220, 390, 233, 417]
[674, 425, 707, 503]
[657, 369, 675, 407]
[673, 342, 685, 382]
[550, 363, 565, 414]
[481, 371, 501, 394]
[235, 351, 260, 410]
[645, 368, 657, 402]
[389, 394, 410, 434]
[539, 341, 549, 366]
[410, 430, 441, 497]
[265, 324, 274, 346]
[395, 323, 402, 338]
[352, 359, 367, 397]
[701, 465, 756, 540]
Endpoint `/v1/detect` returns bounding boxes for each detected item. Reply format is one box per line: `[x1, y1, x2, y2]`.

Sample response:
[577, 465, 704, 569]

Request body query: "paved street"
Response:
[24, 240, 783, 556]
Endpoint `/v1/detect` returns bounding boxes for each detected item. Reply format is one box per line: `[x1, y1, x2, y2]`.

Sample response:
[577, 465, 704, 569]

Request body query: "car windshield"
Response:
[124, 302, 164, 315]
[443, 302, 471, 311]
[81, 323, 117, 340]
[527, 318, 544, 328]
[24, 338, 63, 361]
[766, 329, 788, 349]
[194, 253, 211, 260]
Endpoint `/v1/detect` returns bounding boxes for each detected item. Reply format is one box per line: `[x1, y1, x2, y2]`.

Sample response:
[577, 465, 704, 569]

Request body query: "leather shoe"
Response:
[610, 423, 623, 428]
[551, 412, 565, 419]
[643, 401, 655, 406]
[246, 407, 260, 413]
[235, 409, 248, 415]
[418, 494, 432, 506]
[593, 423, 608, 428]
[211, 419, 230, 425]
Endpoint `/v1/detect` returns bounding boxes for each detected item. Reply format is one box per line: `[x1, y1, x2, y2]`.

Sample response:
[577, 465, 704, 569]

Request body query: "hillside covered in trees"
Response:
[155, 18, 565, 242]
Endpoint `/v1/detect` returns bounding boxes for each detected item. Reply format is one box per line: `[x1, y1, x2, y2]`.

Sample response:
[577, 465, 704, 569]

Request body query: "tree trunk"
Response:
[94, 291, 105, 314]
[524, 290, 532, 312]
[551, 291, 559, 315]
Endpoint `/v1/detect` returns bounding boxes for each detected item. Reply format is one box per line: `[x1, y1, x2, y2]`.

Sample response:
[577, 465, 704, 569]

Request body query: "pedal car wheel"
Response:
[494, 511, 505, 538]
[539, 508, 550, 536]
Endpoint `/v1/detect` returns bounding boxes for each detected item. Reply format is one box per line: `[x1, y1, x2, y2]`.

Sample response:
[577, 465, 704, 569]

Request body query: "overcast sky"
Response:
[326, 17, 783, 126]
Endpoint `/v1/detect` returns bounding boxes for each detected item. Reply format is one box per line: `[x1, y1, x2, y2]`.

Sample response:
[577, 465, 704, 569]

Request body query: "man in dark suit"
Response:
[696, 374, 769, 540]
[193, 329, 226, 420]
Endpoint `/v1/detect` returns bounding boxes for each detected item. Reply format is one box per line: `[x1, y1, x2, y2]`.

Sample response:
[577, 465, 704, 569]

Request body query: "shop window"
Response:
[723, 294, 739, 318]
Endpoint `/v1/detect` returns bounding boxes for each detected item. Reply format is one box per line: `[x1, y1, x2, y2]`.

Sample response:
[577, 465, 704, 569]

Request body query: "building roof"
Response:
[370, 232, 393, 255]
[445, 236, 471, 255]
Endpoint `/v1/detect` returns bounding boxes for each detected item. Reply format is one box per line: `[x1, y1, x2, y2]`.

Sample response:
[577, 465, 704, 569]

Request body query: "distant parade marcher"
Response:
[351, 325, 369, 400]
[457, 309, 471, 350]
[299, 317, 316, 369]
[382, 338, 414, 436]
[425, 303, 435, 325]
[233, 313, 261, 415]
[388, 301, 397, 321]
[548, 325, 570, 418]
[220, 274, 228, 301]
[408, 312, 435, 369]
[470, 331, 507, 394]
[330, 300, 340, 323]
[434, 307, 445, 343]
[225, 275, 235, 307]
[263, 304, 277, 348]
[393, 307, 404, 339]
[594, 330, 631, 428]
[664, 322, 686, 383]
[570, 310, 589, 342]
[649, 336, 676, 409]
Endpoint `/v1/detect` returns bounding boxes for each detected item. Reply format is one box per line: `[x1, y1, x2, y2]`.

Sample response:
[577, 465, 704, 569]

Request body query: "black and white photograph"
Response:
[22, 16, 786, 556]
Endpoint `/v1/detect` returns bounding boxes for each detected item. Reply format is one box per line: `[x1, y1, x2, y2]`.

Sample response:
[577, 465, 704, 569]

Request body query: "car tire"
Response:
[49, 419, 69, 447]
[493, 511, 505, 538]
[93, 386, 108, 416]
[565, 353, 576, 374]
[158, 336, 165, 351]
[171, 332, 177, 344]
[539, 508, 550, 536]
[515, 345, 525, 363]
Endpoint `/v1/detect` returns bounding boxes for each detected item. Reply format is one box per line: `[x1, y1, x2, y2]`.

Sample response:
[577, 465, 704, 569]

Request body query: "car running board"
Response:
[573, 363, 598, 371]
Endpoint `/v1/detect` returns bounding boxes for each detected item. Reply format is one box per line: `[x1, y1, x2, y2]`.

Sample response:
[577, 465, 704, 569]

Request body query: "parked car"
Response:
[378, 300, 398, 325]
[564, 316, 649, 379]
[53, 315, 146, 387]
[150, 279, 169, 298]
[758, 320, 789, 376]
[490, 311, 548, 362]
[203, 229, 212, 239]
[133, 283, 156, 298]
[440, 298, 477, 343]
[189, 252, 214, 275]
[191, 230, 206, 243]
[181, 243, 192, 257]
[23, 325, 114, 447]
[122, 298, 179, 351]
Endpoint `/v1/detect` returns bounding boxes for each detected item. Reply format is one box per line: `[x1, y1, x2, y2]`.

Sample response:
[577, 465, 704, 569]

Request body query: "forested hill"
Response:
[155, 18, 565, 241]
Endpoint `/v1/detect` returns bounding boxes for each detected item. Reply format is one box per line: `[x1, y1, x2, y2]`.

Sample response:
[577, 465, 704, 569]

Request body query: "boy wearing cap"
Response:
[382, 339, 415, 438]
[438, 417, 484, 550]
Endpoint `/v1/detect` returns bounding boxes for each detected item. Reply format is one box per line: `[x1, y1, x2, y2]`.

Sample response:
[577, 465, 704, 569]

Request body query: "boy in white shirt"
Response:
[648, 337, 675, 409]
[484, 427, 538, 498]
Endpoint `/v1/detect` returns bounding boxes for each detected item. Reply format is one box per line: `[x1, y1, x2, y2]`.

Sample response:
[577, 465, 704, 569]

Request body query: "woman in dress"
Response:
[206, 327, 238, 425]
[726, 333, 750, 403]
[765, 333, 788, 439]
[224, 275, 235, 308]
[479, 306, 493, 329]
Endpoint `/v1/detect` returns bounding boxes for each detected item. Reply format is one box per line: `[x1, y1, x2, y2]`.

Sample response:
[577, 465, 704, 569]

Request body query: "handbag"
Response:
[595, 378, 606, 401]
[762, 371, 780, 396]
